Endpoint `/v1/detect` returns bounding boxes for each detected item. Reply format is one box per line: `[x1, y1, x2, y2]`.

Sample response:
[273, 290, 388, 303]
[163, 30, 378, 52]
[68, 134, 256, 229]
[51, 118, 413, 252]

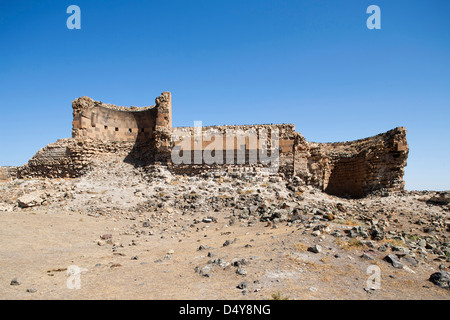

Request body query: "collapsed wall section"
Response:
[17, 92, 173, 178]
[303, 127, 409, 198]
[16, 138, 136, 178]
[11, 91, 409, 199]
[0, 166, 18, 180]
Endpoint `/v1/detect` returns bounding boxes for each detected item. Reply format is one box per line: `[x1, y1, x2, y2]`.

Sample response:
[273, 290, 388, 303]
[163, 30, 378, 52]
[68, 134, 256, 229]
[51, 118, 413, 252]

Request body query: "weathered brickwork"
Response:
[72, 93, 171, 143]
[0, 167, 18, 180]
[7, 92, 409, 198]
[16, 138, 137, 178]
[169, 124, 299, 176]
[307, 127, 409, 197]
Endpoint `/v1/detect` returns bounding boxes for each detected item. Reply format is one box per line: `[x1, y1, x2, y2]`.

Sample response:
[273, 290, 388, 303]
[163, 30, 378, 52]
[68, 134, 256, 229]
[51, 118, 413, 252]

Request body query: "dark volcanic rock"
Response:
[429, 271, 450, 290]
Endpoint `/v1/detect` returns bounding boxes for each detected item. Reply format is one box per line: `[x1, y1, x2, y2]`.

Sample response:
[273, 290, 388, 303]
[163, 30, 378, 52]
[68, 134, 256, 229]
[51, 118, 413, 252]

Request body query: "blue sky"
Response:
[0, 0, 449, 190]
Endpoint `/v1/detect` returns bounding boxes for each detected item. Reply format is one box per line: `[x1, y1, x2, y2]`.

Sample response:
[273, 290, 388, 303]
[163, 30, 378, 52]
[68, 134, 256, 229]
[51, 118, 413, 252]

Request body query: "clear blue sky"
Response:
[0, 0, 449, 190]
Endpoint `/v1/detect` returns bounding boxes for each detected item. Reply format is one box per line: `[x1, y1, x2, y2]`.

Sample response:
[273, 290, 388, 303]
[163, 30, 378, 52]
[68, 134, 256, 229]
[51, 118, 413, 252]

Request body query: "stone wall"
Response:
[0, 166, 18, 180]
[303, 127, 409, 197]
[167, 124, 408, 198]
[169, 124, 301, 176]
[12, 92, 409, 198]
[72, 92, 172, 144]
[16, 138, 136, 178]
[152, 92, 172, 163]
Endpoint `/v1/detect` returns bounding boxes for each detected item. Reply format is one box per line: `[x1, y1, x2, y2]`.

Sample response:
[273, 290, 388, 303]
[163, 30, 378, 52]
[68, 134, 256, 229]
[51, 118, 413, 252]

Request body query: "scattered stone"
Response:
[17, 192, 44, 208]
[401, 255, 418, 267]
[237, 281, 247, 290]
[311, 230, 321, 237]
[426, 194, 450, 205]
[391, 246, 408, 256]
[100, 234, 112, 240]
[307, 244, 322, 254]
[2, 124, 448, 300]
[331, 231, 341, 238]
[363, 240, 375, 248]
[364, 287, 376, 294]
[10, 278, 21, 286]
[336, 203, 346, 212]
[231, 258, 249, 267]
[418, 239, 427, 247]
[0, 204, 13, 212]
[142, 221, 150, 227]
[360, 253, 374, 260]
[428, 271, 450, 290]
[26, 287, 37, 293]
[236, 268, 247, 276]
[383, 254, 404, 269]
[200, 265, 212, 277]
[209, 258, 229, 268]
[402, 265, 416, 274]
[370, 227, 385, 241]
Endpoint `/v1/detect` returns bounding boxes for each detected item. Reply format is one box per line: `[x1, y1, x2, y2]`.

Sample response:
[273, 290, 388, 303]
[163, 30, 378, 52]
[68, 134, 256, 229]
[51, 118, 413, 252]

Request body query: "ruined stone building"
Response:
[1, 92, 409, 198]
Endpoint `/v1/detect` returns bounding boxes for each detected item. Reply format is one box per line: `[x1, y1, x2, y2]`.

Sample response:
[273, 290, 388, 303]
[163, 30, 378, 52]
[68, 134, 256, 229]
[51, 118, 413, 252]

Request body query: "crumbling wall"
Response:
[169, 124, 302, 176]
[16, 138, 136, 178]
[16, 92, 173, 179]
[72, 92, 172, 145]
[324, 153, 367, 198]
[0, 166, 18, 180]
[12, 92, 409, 199]
[152, 92, 173, 163]
[302, 127, 409, 198]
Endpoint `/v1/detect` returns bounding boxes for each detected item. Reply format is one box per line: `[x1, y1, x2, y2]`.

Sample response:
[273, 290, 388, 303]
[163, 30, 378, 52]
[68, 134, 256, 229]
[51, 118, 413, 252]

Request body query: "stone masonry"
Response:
[5, 92, 409, 198]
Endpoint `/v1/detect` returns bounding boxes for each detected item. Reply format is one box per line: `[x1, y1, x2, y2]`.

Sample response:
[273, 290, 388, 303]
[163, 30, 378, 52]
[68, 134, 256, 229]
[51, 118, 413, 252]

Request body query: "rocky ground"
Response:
[0, 156, 449, 300]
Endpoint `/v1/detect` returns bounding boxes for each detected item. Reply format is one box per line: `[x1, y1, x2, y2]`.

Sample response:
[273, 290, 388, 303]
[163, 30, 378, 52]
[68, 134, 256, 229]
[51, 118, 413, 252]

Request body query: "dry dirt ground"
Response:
[0, 158, 449, 300]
